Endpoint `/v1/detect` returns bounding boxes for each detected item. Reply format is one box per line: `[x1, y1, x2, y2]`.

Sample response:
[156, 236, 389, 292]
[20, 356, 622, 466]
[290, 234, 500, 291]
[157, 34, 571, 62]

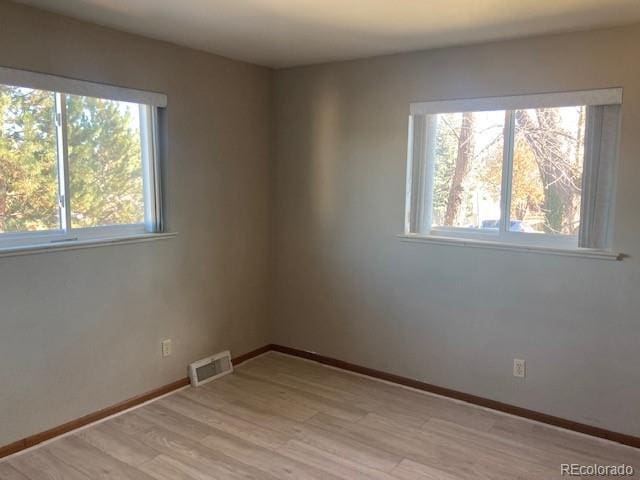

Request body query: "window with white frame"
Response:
[0, 67, 166, 250]
[404, 89, 622, 250]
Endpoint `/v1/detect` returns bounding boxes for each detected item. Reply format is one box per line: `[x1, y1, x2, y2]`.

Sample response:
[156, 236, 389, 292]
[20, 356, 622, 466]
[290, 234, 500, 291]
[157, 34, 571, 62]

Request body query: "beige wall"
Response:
[272, 25, 640, 436]
[2, 0, 639, 448]
[0, 1, 271, 446]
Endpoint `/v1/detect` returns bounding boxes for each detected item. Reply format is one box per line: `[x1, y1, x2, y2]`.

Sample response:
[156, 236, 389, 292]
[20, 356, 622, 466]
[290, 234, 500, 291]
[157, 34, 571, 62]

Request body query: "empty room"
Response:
[1, 0, 640, 478]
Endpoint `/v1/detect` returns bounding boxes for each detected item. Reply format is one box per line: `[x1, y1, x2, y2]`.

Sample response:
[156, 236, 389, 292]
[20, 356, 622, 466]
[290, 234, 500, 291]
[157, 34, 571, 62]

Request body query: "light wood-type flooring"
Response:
[1, 352, 639, 479]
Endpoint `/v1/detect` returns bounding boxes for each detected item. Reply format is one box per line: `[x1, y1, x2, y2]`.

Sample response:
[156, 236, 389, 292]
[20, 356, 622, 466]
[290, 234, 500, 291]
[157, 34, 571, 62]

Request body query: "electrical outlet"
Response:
[513, 358, 525, 378]
[161, 339, 172, 357]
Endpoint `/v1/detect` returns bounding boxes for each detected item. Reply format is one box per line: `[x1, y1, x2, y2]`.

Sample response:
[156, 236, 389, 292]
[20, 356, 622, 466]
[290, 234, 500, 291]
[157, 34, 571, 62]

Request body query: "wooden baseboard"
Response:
[270, 344, 640, 449]
[0, 345, 270, 460]
[232, 344, 273, 366]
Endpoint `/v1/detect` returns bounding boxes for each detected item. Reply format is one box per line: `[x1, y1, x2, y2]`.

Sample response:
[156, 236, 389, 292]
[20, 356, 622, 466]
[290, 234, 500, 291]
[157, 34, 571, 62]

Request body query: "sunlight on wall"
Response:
[309, 80, 341, 227]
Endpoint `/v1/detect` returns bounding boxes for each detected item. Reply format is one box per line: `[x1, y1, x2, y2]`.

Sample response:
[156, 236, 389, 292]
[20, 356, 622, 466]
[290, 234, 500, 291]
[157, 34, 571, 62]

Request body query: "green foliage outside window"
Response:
[0, 85, 144, 234]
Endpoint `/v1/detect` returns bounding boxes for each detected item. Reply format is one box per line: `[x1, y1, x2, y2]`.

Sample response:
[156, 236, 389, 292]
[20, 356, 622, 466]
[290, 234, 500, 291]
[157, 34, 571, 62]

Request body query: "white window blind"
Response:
[579, 105, 621, 249]
[410, 88, 621, 115]
[0, 66, 167, 107]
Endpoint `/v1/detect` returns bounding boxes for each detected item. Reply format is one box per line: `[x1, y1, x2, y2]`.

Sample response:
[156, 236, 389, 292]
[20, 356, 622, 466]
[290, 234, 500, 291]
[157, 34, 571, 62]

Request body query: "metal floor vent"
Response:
[189, 350, 233, 387]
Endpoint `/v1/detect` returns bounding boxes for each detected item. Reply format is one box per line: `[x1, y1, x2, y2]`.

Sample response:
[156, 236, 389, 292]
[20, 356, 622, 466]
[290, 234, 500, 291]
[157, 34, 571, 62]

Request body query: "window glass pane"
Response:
[0, 85, 60, 233]
[432, 110, 505, 229]
[511, 106, 585, 235]
[66, 95, 144, 228]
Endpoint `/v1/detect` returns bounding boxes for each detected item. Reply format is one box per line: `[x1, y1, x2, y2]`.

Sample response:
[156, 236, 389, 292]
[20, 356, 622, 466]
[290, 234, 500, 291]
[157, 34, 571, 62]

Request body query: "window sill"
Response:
[0, 232, 177, 259]
[397, 234, 622, 261]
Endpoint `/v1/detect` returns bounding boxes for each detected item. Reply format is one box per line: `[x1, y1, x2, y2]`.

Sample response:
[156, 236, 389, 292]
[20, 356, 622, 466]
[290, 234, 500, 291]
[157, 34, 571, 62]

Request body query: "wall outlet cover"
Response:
[161, 339, 172, 357]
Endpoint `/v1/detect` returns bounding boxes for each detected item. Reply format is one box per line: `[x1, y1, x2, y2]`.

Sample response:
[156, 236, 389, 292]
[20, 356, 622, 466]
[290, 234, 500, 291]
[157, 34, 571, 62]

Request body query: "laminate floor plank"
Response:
[252, 354, 500, 431]
[200, 430, 344, 480]
[233, 370, 369, 421]
[77, 420, 160, 466]
[2, 352, 638, 480]
[112, 412, 280, 480]
[178, 387, 308, 436]
[157, 393, 290, 449]
[177, 386, 402, 472]
[138, 454, 211, 480]
[8, 449, 90, 480]
[307, 411, 542, 480]
[237, 363, 385, 411]
[200, 374, 318, 422]
[277, 438, 399, 480]
[134, 403, 217, 441]
[491, 415, 640, 466]
[0, 461, 33, 480]
[46, 435, 156, 479]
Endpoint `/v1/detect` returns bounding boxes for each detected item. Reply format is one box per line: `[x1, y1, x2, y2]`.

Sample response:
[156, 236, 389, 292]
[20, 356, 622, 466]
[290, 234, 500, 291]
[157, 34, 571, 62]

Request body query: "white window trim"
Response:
[397, 233, 621, 260]
[404, 89, 623, 258]
[0, 224, 148, 249]
[0, 66, 169, 254]
[0, 232, 177, 259]
[427, 226, 579, 248]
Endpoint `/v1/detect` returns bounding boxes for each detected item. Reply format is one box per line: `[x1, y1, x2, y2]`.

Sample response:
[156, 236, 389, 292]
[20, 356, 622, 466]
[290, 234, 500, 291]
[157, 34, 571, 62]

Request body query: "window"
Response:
[0, 67, 167, 250]
[405, 89, 622, 251]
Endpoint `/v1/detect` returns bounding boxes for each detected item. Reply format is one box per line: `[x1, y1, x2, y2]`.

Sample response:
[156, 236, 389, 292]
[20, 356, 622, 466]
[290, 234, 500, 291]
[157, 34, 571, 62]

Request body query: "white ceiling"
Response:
[15, 0, 640, 68]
